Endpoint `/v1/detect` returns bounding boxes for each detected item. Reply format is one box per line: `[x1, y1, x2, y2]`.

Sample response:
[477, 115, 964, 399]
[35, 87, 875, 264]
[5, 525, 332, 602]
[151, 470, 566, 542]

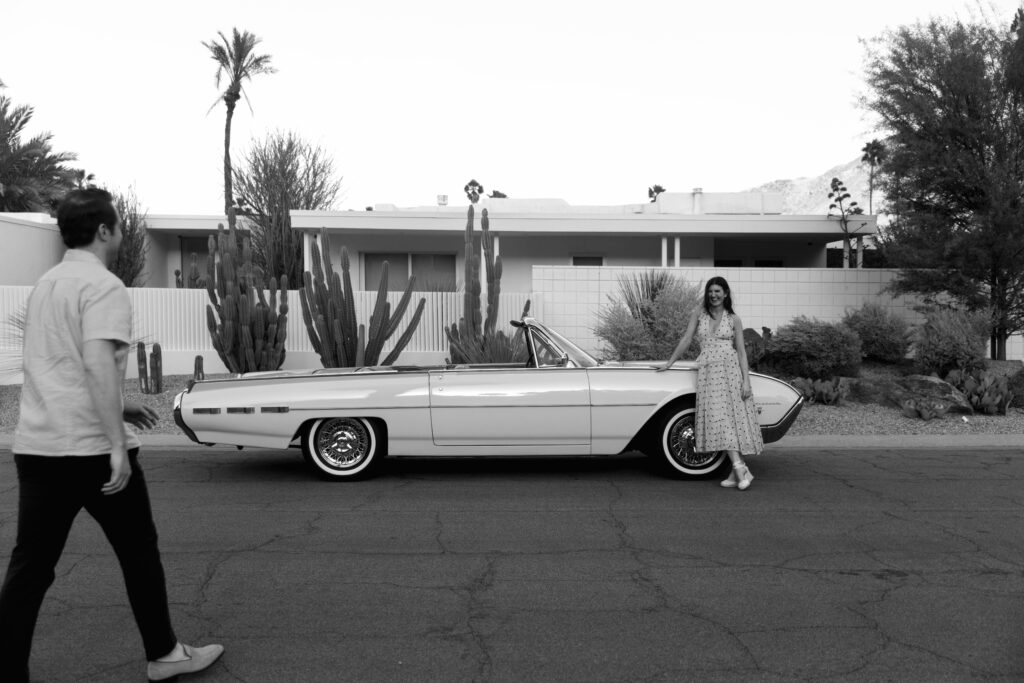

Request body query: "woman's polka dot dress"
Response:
[694, 311, 764, 455]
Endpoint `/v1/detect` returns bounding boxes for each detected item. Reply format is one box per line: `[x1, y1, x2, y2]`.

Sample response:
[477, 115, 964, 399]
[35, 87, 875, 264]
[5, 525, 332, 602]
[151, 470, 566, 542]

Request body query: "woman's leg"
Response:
[725, 450, 753, 490]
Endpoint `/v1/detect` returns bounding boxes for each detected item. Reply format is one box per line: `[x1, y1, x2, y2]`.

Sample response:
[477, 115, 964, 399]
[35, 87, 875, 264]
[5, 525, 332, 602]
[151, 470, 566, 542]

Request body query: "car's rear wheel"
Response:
[652, 406, 728, 478]
[302, 417, 382, 480]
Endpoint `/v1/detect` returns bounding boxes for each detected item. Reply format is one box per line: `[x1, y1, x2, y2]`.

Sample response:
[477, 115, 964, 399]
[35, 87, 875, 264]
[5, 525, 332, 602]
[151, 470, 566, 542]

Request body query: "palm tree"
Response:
[0, 82, 79, 212]
[202, 28, 275, 231]
[860, 139, 886, 214]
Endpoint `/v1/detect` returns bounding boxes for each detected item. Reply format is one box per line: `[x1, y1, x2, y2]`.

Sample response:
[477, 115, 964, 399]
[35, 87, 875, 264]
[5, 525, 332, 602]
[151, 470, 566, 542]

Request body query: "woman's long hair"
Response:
[703, 276, 735, 316]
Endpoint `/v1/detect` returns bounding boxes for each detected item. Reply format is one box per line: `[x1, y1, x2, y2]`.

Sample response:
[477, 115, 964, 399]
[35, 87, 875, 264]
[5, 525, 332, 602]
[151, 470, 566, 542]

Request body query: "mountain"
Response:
[747, 157, 885, 217]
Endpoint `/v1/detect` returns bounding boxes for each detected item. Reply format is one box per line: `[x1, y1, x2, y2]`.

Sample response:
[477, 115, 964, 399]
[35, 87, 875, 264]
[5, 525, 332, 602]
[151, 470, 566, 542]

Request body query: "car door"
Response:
[428, 331, 591, 447]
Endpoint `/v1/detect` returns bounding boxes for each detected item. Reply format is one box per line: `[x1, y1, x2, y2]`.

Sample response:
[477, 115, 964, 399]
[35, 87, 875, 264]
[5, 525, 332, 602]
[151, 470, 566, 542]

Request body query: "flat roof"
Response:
[290, 210, 877, 239]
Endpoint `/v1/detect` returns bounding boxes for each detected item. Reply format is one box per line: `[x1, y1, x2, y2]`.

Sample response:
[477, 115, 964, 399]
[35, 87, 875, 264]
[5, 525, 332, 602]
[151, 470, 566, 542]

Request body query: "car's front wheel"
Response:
[652, 406, 728, 478]
[302, 417, 383, 480]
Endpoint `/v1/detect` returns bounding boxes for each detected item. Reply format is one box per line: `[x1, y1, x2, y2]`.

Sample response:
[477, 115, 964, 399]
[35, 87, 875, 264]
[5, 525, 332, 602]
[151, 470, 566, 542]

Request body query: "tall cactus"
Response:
[136, 342, 149, 393]
[299, 228, 426, 367]
[149, 343, 163, 394]
[205, 221, 289, 374]
[446, 206, 529, 363]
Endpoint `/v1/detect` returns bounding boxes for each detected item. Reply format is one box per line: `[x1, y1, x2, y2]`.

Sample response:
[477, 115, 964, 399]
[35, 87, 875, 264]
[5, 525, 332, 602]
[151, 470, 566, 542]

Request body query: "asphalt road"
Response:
[0, 444, 1022, 682]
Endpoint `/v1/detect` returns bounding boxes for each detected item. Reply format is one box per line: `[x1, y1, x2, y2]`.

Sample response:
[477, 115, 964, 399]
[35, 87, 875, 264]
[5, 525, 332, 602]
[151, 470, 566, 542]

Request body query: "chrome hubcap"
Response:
[667, 414, 719, 468]
[316, 418, 370, 469]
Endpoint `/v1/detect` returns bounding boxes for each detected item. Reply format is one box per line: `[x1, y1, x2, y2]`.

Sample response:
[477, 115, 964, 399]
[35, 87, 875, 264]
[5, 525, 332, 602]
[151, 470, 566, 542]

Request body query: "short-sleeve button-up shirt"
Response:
[13, 249, 141, 456]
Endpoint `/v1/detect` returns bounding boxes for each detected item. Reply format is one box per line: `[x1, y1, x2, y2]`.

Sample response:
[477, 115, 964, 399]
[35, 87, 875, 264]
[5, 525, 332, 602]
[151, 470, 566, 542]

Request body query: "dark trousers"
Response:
[0, 450, 178, 682]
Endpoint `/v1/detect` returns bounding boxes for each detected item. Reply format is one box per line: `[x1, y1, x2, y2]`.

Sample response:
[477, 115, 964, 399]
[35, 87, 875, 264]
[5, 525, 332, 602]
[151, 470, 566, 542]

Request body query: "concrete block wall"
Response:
[532, 266, 1023, 361]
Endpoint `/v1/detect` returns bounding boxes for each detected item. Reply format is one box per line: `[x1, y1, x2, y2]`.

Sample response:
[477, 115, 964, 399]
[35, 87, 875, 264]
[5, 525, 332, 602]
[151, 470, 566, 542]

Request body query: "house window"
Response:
[411, 254, 457, 291]
[714, 259, 743, 267]
[754, 259, 783, 267]
[364, 253, 408, 291]
[364, 253, 456, 291]
[572, 256, 603, 266]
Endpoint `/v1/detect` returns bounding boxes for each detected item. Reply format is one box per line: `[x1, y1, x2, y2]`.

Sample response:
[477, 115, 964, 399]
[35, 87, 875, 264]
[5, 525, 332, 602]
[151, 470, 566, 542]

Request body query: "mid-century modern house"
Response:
[0, 190, 878, 289]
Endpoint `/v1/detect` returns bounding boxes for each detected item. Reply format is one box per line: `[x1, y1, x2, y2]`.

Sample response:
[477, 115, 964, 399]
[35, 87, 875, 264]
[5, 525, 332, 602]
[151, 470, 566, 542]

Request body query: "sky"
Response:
[2, 0, 1021, 215]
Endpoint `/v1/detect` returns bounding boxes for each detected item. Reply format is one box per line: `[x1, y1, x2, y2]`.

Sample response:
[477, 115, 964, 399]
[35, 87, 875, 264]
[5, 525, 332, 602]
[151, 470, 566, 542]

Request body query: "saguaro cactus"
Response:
[149, 343, 163, 394]
[299, 228, 426, 367]
[205, 221, 289, 374]
[136, 342, 149, 393]
[446, 206, 529, 363]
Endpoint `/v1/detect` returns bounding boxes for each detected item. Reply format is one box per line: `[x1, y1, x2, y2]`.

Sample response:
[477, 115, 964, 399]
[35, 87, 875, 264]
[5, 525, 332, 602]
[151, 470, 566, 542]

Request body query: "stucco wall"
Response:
[0, 215, 64, 286]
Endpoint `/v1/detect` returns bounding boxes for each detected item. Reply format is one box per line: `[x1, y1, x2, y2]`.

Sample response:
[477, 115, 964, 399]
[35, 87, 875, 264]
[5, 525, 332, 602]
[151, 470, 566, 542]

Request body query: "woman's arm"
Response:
[656, 307, 701, 371]
[732, 314, 753, 399]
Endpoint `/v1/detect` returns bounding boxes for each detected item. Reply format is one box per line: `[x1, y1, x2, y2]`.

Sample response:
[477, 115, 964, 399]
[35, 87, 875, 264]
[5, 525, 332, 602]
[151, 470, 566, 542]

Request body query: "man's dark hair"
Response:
[56, 188, 118, 248]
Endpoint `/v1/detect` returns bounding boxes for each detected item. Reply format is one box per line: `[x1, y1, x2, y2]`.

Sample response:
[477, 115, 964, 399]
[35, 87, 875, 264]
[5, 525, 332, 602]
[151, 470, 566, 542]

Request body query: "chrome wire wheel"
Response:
[657, 407, 728, 477]
[303, 417, 381, 480]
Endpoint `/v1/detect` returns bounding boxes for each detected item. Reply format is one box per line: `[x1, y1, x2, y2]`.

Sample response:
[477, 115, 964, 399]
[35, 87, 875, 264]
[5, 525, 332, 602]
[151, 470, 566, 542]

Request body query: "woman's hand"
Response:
[741, 378, 752, 400]
[655, 362, 672, 373]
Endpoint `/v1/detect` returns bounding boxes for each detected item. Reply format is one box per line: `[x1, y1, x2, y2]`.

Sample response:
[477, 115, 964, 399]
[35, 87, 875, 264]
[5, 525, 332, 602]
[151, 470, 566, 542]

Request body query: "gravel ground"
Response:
[1, 373, 1022, 438]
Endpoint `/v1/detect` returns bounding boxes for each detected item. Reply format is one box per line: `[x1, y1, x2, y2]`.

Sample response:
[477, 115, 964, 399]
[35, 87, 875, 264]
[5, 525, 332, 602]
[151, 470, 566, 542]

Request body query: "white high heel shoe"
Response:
[734, 463, 754, 491]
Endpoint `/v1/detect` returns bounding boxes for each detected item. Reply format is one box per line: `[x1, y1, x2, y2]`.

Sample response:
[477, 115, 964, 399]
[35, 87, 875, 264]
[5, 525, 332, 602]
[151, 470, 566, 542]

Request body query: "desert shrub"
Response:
[594, 305, 653, 361]
[594, 271, 701, 361]
[765, 316, 862, 378]
[913, 307, 988, 377]
[900, 398, 950, 421]
[1009, 370, 1024, 408]
[842, 301, 910, 363]
[945, 368, 1015, 415]
[791, 376, 844, 405]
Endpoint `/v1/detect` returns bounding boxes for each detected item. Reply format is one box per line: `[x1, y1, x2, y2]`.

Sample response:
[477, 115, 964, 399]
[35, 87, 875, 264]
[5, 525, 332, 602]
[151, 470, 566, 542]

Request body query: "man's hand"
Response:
[124, 401, 159, 430]
[103, 445, 131, 495]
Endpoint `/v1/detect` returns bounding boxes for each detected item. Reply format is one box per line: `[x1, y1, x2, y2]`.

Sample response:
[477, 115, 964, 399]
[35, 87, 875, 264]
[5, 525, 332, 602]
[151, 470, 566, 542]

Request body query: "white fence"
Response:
[0, 288, 535, 383]
[2, 267, 1021, 385]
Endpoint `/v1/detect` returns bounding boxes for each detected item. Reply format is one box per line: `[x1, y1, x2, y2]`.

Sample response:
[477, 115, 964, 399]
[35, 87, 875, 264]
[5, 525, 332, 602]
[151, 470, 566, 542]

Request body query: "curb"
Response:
[0, 433, 1020, 452]
[773, 434, 1023, 449]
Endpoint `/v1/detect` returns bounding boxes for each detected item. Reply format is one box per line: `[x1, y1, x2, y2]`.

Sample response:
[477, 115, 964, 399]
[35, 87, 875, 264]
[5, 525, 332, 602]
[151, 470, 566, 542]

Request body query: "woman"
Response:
[656, 277, 763, 489]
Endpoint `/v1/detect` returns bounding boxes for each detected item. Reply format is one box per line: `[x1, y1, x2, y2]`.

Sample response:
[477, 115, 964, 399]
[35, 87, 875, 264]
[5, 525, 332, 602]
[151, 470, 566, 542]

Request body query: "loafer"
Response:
[147, 643, 224, 681]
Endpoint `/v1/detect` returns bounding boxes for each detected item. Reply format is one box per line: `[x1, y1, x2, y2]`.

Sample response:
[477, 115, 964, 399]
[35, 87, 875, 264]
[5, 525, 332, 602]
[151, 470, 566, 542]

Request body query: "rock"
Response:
[843, 374, 973, 414]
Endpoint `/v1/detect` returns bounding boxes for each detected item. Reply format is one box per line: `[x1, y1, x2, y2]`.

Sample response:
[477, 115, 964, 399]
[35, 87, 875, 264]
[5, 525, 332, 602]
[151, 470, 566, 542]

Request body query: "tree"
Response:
[72, 169, 97, 189]
[648, 184, 666, 202]
[109, 186, 150, 287]
[826, 177, 867, 269]
[202, 28, 275, 232]
[860, 139, 886, 215]
[232, 130, 342, 284]
[863, 11, 1024, 359]
[464, 179, 483, 203]
[0, 82, 79, 212]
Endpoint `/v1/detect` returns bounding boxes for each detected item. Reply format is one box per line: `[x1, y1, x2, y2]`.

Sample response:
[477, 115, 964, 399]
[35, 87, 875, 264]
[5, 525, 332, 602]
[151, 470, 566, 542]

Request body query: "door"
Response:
[428, 367, 591, 446]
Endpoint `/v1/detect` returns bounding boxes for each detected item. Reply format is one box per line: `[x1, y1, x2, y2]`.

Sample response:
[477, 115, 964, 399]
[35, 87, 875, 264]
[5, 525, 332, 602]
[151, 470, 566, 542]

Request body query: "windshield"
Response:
[532, 322, 599, 368]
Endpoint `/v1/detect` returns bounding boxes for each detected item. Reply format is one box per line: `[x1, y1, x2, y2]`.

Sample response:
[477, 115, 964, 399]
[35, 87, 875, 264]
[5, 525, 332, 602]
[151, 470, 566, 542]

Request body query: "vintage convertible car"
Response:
[174, 317, 803, 480]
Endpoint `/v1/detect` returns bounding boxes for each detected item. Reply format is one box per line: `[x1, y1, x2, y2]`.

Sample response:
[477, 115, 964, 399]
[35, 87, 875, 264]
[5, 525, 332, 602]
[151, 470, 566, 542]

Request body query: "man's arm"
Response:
[83, 339, 131, 495]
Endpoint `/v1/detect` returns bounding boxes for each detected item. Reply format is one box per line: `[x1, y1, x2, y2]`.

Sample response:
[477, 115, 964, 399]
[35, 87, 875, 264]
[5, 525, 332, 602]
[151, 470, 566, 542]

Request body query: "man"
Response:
[0, 188, 223, 682]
